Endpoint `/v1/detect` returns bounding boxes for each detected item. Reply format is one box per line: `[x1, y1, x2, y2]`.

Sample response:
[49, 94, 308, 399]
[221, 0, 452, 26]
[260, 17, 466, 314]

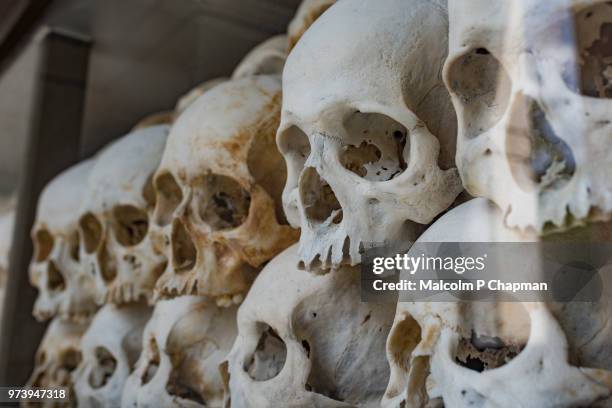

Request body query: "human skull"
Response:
[121, 296, 237, 408]
[78, 125, 169, 305]
[232, 35, 287, 79]
[225, 244, 395, 407]
[383, 198, 612, 407]
[151, 76, 298, 304]
[278, 0, 462, 270]
[132, 111, 174, 131]
[173, 78, 227, 120]
[25, 318, 87, 408]
[443, 0, 612, 232]
[72, 303, 151, 408]
[287, 0, 337, 51]
[30, 160, 98, 322]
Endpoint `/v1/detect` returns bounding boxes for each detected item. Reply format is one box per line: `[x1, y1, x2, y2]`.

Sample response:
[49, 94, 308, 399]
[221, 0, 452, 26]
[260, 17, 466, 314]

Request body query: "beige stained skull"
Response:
[383, 198, 612, 407]
[151, 76, 298, 304]
[443, 0, 612, 232]
[232, 35, 287, 79]
[225, 244, 395, 407]
[30, 160, 98, 322]
[78, 125, 169, 305]
[121, 296, 237, 408]
[287, 0, 337, 51]
[278, 0, 462, 271]
[25, 318, 87, 408]
[72, 303, 151, 408]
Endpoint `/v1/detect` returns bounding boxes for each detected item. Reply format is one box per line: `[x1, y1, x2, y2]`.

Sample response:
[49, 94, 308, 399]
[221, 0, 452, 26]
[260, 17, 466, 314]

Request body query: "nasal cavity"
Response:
[299, 167, 343, 225]
[171, 219, 196, 273]
[141, 337, 160, 385]
[80, 213, 103, 254]
[506, 96, 576, 191]
[88, 346, 117, 389]
[47, 261, 65, 291]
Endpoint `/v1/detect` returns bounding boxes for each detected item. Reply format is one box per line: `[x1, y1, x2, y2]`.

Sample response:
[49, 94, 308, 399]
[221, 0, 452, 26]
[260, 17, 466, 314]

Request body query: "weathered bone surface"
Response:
[78, 125, 169, 305]
[225, 244, 395, 407]
[174, 78, 227, 120]
[121, 296, 237, 408]
[30, 160, 98, 322]
[384, 198, 612, 407]
[152, 76, 298, 305]
[287, 0, 337, 51]
[279, 0, 462, 270]
[0, 205, 15, 324]
[73, 302, 151, 407]
[444, 0, 612, 232]
[25, 318, 88, 408]
[232, 35, 287, 79]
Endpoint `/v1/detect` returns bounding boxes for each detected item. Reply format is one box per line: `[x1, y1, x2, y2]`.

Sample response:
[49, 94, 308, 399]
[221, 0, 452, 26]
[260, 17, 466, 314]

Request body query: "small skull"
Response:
[225, 244, 395, 407]
[72, 303, 151, 408]
[287, 0, 337, 51]
[443, 0, 612, 231]
[121, 296, 237, 407]
[25, 318, 87, 408]
[78, 125, 169, 305]
[278, 0, 462, 270]
[232, 35, 287, 79]
[383, 198, 612, 407]
[30, 160, 98, 322]
[152, 76, 298, 304]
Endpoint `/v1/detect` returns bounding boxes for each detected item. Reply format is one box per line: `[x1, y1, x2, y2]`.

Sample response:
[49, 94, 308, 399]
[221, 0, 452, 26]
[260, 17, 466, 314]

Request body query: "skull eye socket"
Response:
[446, 48, 512, 138]
[198, 174, 251, 231]
[341, 112, 408, 181]
[277, 125, 311, 176]
[111, 205, 149, 247]
[386, 313, 423, 400]
[88, 346, 117, 389]
[154, 172, 183, 227]
[570, 3, 612, 98]
[79, 213, 103, 254]
[47, 261, 65, 291]
[34, 229, 54, 262]
[60, 348, 82, 373]
[244, 323, 287, 381]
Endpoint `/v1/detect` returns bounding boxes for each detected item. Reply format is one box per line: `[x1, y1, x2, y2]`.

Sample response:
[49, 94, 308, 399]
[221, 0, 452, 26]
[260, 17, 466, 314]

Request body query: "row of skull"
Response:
[21, 0, 612, 406]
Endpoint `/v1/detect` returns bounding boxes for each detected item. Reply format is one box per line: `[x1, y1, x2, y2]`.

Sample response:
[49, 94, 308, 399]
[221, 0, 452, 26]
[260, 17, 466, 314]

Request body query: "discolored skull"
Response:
[78, 125, 169, 305]
[73, 303, 151, 408]
[26, 318, 87, 408]
[121, 296, 237, 408]
[278, 0, 462, 270]
[151, 76, 298, 305]
[232, 35, 287, 79]
[443, 0, 612, 231]
[30, 160, 98, 322]
[383, 198, 612, 407]
[287, 0, 337, 51]
[225, 244, 395, 407]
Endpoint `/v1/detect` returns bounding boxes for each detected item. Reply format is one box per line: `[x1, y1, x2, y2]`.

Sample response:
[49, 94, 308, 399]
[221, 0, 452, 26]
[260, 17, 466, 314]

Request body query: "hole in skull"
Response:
[244, 324, 287, 381]
[99, 246, 117, 283]
[69, 231, 80, 261]
[455, 332, 524, 372]
[248, 119, 289, 225]
[46, 261, 65, 291]
[341, 112, 409, 181]
[141, 337, 160, 385]
[80, 213, 103, 254]
[60, 349, 82, 373]
[277, 125, 311, 175]
[34, 229, 54, 262]
[571, 3, 612, 98]
[111, 205, 149, 247]
[300, 168, 343, 225]
[171, 219, 196, 273]
[506, 96, 576, 191]
[142, 173, 157, 209]
[88, 347, 117, 389]
[154, 172, 183, 227]
[446, 47, 512, 138]
[198, 174, 251, 230]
